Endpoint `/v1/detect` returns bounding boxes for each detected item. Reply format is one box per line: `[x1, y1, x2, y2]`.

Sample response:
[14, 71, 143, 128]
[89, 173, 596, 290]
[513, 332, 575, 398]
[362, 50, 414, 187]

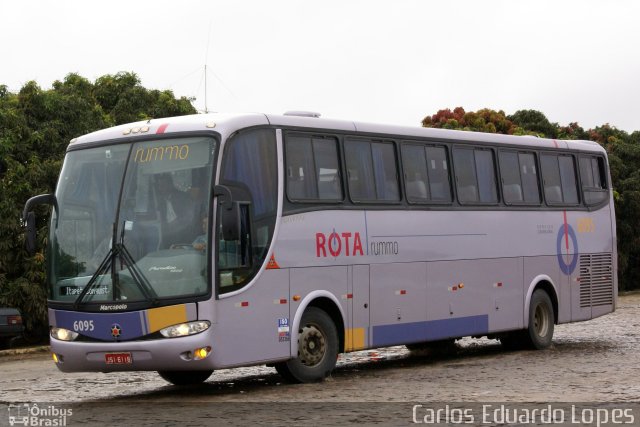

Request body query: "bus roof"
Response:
[68, 112, 605, 154]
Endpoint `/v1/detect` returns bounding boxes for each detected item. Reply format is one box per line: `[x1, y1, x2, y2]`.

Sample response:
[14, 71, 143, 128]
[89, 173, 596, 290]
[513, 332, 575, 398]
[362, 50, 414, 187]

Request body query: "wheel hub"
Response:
[534, 304, 549, 337]
[299, 324, 326, 366]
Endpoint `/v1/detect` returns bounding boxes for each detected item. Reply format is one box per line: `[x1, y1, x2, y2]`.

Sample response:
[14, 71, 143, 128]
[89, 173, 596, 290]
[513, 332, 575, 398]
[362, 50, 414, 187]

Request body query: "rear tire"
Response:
[275, 307, 338, 383]
[526, 289, 555, 349]
[158, 370, 213, 385]
[500, 289, 554, 350]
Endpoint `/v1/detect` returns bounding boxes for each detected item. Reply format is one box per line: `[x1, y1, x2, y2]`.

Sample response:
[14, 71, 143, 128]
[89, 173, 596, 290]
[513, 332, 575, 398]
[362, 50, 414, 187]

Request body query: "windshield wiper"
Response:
[116, 242, 158, 302]
[73, 222, 158, 307]
[73, 246, 114, 308]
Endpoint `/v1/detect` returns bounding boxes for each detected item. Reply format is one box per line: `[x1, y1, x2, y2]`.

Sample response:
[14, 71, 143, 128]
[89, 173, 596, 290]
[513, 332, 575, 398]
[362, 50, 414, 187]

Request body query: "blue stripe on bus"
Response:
[53, 310, 144, 341]
[372, 315, 489, 347]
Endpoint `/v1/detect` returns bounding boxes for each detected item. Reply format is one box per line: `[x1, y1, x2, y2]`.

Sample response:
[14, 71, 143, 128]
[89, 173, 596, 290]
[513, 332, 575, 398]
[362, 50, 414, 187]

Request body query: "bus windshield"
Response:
[49, 136, 216, 306]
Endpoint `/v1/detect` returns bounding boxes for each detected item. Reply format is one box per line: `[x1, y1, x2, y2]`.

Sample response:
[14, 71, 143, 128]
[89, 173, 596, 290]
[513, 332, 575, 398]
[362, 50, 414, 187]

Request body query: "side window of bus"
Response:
[426, 146, 452, 202]
[401, 143, 452, 203]
[285, 135, 342, 201]
[453, 147, 498, 204]
[219, 128, 278, 292]
[345, 139, 400, 202]
[499, 151, 541, 205]
[541, 154, 579, 205]
[579, 155, 608, 206]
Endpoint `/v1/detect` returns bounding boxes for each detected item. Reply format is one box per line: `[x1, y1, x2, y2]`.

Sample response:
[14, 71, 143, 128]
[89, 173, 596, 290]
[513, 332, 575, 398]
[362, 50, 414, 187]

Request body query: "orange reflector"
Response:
[266, 254, 280, 269]
[293, 295, 301, 302]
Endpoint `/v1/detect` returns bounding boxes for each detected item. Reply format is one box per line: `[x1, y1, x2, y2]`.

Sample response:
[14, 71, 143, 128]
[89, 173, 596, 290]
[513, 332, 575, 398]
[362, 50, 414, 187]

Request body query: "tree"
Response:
[508, 109, 558, 138]
[0, 73, 197, 338]
[94, 72, 195, 125]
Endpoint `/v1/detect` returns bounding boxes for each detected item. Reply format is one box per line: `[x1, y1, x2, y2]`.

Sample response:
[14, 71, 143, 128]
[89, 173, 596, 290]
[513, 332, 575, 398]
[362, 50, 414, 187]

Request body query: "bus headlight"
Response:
[51, 327, 79, 341]
[160, 321, 210, 338]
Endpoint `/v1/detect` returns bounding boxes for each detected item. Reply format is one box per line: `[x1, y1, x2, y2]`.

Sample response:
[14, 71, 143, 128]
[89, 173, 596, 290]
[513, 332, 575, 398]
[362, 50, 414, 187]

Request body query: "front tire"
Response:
[275, 307, 338, 383]
[158, 370, 213, 385]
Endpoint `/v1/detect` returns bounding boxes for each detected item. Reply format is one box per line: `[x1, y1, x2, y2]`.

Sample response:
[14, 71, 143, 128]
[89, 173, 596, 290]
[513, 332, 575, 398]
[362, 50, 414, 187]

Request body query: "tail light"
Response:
[7, 315, 23, 325]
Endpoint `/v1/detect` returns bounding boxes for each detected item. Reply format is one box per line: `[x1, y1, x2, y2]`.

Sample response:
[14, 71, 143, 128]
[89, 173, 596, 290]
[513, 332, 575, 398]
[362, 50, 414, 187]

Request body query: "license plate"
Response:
[105, 353, 132, 365]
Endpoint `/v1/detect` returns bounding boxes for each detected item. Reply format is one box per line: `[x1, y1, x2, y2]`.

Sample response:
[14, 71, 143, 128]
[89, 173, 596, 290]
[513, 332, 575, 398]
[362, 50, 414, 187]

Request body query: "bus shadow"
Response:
[89, 340, 516, 401]
[86, 337, 613, 402]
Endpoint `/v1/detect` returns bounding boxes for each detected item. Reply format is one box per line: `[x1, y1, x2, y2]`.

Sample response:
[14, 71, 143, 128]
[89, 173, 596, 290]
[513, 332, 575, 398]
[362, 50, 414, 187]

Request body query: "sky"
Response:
[1, 0, 639, 132]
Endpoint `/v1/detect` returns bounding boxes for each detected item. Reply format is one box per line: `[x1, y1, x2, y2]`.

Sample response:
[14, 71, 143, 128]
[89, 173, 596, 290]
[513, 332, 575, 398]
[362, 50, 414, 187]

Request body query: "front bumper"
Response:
[50, 327, 216, 372]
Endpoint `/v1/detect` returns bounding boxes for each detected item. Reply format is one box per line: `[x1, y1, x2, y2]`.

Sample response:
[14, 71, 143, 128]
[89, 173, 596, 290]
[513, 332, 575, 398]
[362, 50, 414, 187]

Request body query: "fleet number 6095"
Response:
[73, 320, 95, 332]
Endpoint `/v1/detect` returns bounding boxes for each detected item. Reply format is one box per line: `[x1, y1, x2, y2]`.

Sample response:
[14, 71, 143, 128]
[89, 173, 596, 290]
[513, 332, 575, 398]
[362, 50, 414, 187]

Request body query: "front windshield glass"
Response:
[49, 136, 216, 305]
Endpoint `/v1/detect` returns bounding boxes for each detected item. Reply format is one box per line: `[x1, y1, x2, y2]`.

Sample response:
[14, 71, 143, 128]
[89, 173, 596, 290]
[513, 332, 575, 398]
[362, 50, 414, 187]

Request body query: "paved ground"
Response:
[1, 293, 638, 426]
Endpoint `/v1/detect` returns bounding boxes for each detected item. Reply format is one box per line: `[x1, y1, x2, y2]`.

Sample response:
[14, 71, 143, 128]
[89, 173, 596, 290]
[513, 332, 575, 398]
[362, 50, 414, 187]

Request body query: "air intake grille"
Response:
[579, 253, 614, 308]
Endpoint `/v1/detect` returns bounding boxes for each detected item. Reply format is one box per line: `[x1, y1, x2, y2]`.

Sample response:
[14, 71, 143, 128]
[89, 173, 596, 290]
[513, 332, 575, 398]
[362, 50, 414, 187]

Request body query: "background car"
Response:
[0, 306, 24, 349]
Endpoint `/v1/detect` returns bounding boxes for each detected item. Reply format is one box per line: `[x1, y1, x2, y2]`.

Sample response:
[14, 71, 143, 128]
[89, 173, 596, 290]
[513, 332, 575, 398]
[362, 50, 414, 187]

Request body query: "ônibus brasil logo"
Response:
[7, 403, 72, 426]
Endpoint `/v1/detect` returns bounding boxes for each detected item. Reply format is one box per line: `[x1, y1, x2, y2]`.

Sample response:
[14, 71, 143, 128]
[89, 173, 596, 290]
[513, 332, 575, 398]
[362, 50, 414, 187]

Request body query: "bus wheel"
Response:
[525, 289, 555, 349]
[275, 307, 338, 383]
[500, 290, 555, 350]
[158, 370, 213, 385]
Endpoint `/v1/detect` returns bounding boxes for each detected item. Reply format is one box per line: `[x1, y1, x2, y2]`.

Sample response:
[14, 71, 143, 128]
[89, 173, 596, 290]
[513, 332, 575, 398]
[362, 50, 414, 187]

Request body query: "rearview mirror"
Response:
[22, 193, 58, 255]
[25, 211, 36, 256]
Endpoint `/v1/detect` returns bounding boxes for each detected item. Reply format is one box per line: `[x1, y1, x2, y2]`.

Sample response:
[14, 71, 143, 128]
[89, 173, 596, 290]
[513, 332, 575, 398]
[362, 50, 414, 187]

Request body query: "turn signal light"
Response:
[194, 346, 211, 360]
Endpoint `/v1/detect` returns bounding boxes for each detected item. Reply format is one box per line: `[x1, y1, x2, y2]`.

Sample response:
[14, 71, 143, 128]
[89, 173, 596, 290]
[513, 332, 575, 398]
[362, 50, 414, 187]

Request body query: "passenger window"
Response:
[541, 154, 579, 205]
[453, 147, 497, 204]
[558, 155, 579, 204]
[453, 148, 478, 203]
[345, 139, 399, 202]
[579, 157, 595, 188]
[499, 151, 540, 205]
[426, 146, 452, 202]
[402, 144, 429, 202]
[286, 137, 315, 200]
[519, 153, 541, 204]
[285, 135, 342, 201]
[345, 140, 375, 201]
[580, 155, 608, 205]
[499, 151, 523, 203]
[475, 150, 498, 203]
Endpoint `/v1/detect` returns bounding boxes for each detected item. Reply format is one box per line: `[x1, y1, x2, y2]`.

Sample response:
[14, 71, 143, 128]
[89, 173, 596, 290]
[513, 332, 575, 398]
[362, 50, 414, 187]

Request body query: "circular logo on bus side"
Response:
[556, 223, 578, 275]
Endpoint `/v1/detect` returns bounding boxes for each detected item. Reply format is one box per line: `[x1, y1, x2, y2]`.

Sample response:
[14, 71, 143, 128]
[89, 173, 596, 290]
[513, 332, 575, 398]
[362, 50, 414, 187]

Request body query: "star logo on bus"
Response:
[110, 324, 122, 338]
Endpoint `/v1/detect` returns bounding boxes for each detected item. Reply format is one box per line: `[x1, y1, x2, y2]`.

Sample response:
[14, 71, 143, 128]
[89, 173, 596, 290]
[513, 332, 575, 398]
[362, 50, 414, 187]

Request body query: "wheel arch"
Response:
[290, 291, 345, 355]
[524, 275, 559, 328]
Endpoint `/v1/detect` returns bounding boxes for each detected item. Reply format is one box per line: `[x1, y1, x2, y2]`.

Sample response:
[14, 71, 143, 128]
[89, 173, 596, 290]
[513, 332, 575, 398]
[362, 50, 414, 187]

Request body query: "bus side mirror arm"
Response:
[22, 194, 58, 256]
[213, 185, 234, 210]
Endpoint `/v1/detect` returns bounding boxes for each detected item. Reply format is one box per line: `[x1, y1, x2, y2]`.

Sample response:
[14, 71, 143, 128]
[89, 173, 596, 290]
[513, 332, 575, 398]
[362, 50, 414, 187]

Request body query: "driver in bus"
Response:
[192, 216, 207, 251]
[154, 173, 194, 247]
